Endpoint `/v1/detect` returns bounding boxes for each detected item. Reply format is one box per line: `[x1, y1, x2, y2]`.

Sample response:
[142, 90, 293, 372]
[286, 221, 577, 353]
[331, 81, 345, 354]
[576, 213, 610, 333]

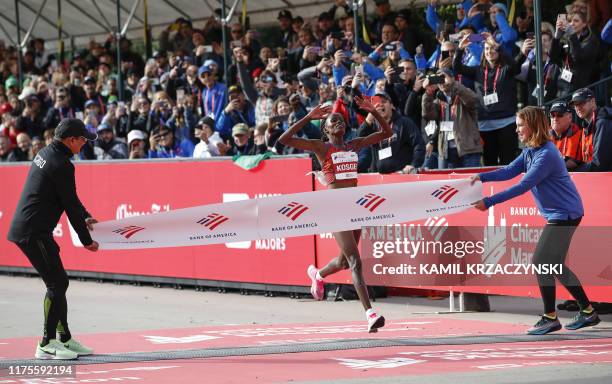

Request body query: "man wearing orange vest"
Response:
[571, 88, 612, 172]
[549, 101, 582, 171]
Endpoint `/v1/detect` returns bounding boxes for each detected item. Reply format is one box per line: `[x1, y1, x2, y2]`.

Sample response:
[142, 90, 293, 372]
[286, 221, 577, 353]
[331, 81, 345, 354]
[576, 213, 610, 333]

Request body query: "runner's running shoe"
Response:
[367, 312, 385, 333]
[307, 265, 325, 300]
[565, 310, 601, 330]
[526, 315, 562, 335]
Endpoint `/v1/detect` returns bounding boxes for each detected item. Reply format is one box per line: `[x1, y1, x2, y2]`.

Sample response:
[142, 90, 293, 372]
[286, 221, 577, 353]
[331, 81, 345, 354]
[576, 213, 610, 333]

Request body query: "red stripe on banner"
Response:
[123, 228, 143, 238]
[442, 189, 459, 203]
[290, 206, 308, 220]
[208, 217, 228, 230]
[438, 188, 457, 201]
[369, 197, 386, 212]
[364, 196, 380, 209]
[206, 216, 225, 228]
[287, 204, 304, 217]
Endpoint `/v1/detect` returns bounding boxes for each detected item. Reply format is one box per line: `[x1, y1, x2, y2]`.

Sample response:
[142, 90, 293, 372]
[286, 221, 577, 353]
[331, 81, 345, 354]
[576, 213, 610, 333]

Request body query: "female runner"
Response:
[278, 95, 392, 332]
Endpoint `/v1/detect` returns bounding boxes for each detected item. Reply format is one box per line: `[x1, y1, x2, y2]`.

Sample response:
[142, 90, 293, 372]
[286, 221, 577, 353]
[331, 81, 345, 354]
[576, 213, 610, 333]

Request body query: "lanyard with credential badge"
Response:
[483, 65, 501, 95]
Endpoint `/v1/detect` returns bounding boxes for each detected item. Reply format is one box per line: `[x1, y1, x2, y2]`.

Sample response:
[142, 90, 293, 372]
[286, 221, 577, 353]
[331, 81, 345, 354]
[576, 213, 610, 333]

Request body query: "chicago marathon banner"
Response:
[92, 179, 482, 249]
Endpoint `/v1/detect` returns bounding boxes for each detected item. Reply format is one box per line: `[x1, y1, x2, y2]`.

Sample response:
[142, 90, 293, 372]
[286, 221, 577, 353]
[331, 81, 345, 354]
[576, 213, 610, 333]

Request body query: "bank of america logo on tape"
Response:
[113, 225, 146, 239]
[197, 213, 229, 230]
[431, 185, 459, 203]
[356, 193, 386, 212]
[278, 202, 309, 221]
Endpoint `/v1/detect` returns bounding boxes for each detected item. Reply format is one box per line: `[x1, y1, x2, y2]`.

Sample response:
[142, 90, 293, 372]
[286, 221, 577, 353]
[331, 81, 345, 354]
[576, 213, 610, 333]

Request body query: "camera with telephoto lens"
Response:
[427, 73, 445, 85]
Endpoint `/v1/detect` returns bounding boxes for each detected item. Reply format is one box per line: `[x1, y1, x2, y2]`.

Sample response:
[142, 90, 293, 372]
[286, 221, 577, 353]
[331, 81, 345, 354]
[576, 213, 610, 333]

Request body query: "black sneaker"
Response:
[526, 315, 562, 335]
[565, 310, 601, 330]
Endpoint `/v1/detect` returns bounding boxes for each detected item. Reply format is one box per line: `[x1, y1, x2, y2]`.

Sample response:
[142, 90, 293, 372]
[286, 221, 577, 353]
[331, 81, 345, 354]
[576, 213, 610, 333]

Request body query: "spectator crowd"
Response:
[0, 0, 610, 173]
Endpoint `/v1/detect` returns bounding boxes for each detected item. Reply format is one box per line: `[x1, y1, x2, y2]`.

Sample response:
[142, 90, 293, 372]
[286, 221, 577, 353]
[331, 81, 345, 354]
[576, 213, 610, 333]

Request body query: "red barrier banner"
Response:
[0, 158, 315, 286]
[314, 173, 612, 302]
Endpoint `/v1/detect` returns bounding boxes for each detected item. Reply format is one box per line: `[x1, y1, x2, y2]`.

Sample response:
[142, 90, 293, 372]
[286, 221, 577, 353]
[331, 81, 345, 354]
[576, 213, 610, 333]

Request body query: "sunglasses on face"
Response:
[158, 132, 170, 138]
[550, 112, 566, 118]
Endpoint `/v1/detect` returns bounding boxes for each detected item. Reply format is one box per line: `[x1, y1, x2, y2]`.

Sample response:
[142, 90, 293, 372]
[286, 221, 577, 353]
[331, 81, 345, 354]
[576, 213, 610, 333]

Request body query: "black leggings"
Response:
[480, 123, 518, 166]
[16, 236, 72, 343]
[533, 218, 590, 314]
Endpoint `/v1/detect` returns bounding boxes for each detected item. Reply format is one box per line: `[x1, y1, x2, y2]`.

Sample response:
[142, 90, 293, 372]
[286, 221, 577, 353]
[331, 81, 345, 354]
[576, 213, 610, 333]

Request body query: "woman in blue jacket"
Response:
[470, 106, 599, 335]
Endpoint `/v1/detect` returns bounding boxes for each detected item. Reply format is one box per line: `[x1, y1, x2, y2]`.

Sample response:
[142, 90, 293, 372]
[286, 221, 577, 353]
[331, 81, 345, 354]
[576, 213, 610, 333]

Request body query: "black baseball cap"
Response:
[550, 101, 572, 114]
[318, 12, 333, 22]
[153, 50, 166, 59]
[54, 118, 98, 140]
[278, 10, 292, 20]
[83, 76, 96, 84]
[570, 88, 594, 104]
[197, 116, 215, 129]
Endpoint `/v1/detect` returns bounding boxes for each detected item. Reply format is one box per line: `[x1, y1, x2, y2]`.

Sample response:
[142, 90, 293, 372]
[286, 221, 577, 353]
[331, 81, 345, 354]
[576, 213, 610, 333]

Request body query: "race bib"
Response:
[378, 147, 392, 160]
[483, 93, 499, 106]
[560, 69, 573, 83]
[447, 131, 455, 141]
[331, 151, 358, 180]
[440, 121, 454, 132]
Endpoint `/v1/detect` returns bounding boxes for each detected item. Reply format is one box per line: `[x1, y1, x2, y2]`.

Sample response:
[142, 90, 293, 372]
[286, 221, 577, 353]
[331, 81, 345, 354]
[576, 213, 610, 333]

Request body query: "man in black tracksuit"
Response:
[7, 118, 99, 360]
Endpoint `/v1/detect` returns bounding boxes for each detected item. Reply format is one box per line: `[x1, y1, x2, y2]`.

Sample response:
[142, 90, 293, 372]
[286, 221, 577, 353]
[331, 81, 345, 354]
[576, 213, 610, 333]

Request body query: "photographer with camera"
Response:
[368, 24, 413, 66]
[126, 95, 159, 135]
[454, 35, 521, 165]
[238, 45, 284, 126]
[193, 116, 223, 158]
[217, 85, 256, 141]
[147, 125, 187, 158]
[467, 2, 518, 57]
[333, 51, 384, 99]
[422, 69, 482, 169]
[516, 30, 560, 105]
[383, 59, 425, 128]
[159, 18, 194, 55]
[550, 10, 599, 97]
[296, 28, 323, 73]
[166, 94, 197, 157]
[44, 87, 76, 131]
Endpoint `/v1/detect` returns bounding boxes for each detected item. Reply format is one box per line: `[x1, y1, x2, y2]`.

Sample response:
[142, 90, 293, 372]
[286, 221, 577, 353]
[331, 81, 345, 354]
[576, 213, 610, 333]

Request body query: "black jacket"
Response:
[454, 49, 521, 121]
[550, 28, 600, 93]
[8, 140, 93, 245]
[358, 111, 425, 173]
[576, 107, 612, 172]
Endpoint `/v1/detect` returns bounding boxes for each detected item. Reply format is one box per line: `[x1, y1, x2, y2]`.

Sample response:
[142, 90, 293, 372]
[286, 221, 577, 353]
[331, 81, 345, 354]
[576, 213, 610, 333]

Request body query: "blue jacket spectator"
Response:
[426, 1, 473, 34]
[197, 64, 227, 124]
[216, 85, 256, 141]
[147, 126, 190, 158]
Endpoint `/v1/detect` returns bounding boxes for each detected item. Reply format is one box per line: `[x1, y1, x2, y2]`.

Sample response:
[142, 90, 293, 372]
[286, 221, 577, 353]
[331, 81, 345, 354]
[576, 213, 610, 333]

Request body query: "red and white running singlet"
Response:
[321, 142, 358, 185]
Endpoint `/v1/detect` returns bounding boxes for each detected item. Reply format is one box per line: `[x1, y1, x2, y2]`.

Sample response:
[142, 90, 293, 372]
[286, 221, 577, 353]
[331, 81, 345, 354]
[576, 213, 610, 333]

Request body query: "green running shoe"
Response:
[64, 338, 94, 356]
[35, 339, 78, 360]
